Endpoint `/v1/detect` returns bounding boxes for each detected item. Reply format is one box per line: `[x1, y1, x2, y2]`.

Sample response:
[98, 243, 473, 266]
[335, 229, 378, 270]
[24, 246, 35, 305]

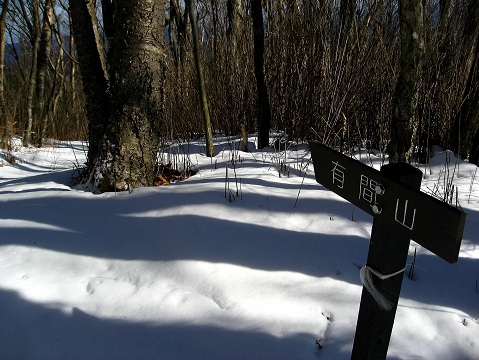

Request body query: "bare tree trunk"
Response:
[389, 0, 424, 163]
[170, 0, 189, 67]
[87, 1, 109, 83]
[106, 0, 165, 190]
[45, 17, 67, 139]
[36, 0, 55, 146]
[438, 0, 452, 77]
[58, 0, 77, 106]
[0, 0, 8, 107]
[71, 0, 166, 191]
[49, 47, 65, 137]
[226, 0, 249, 152]
[0, 0, 10, 148]
[70, 0, 109, 171]
[187, 0, 214, 157]
[68, 11, 77, 108]
[251, 0, 271, 149]
[0, 1, 8, 108]
[226, 0, 238, 41]
[24, 0, 41, 146]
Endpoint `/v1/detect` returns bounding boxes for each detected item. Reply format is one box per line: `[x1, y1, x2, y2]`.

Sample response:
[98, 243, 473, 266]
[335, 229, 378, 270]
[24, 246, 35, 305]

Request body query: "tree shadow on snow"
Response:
[1, 167, 478, 338]
[0, 288, 353, 360]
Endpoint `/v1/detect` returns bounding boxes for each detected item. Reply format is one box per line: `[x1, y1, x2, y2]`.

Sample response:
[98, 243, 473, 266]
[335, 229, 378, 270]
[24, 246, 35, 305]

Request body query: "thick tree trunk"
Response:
[70, 0, 109, 172]
[227, 0, 240, 41]
[226, 0, 243, 60]
[389, 0, 424, 163]
[71, 0, 166, 192]
[251, 0, 271, 149]
[187, 0, 214, 157]
[106, 0, 165, 191]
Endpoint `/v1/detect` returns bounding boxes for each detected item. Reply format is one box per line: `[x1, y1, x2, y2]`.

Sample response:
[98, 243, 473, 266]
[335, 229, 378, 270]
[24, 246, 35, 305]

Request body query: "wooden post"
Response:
[351, 164, 422, 359]
[308, 141, 466, 360]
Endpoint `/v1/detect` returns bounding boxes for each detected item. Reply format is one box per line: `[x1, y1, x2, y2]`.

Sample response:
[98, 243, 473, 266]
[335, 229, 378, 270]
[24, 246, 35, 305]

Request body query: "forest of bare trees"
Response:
[1, 0, 479, 190]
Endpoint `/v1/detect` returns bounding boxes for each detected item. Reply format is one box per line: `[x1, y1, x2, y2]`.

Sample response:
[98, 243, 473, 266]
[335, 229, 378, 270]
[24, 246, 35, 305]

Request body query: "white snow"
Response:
[0, 137, 478, 359]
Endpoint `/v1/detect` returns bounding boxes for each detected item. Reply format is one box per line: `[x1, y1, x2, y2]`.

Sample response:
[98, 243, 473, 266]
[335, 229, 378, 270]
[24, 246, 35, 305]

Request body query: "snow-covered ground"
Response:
[0, 137, 478, 359]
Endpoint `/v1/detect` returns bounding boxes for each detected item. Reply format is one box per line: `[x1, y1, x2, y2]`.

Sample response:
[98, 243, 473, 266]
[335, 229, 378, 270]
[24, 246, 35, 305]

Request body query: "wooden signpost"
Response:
[309, 141, 466, 360]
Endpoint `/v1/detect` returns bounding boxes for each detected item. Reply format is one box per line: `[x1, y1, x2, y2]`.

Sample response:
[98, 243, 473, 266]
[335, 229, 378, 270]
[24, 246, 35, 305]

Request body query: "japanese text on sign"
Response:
[330, 160, 417, 228]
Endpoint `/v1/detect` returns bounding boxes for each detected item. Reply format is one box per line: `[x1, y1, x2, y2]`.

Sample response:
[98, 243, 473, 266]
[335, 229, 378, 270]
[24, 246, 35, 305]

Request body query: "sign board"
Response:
[309, 141, 466, 263]
[309, 141, 467, 359]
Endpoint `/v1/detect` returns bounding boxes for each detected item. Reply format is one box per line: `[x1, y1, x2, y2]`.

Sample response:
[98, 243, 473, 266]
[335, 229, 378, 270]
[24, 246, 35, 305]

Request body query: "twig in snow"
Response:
[294, 157, 311, 208]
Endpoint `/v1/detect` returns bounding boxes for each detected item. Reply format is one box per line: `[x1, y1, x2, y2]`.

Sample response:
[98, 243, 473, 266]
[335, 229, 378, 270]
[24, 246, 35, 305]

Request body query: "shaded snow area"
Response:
[0, 137, 478, 359]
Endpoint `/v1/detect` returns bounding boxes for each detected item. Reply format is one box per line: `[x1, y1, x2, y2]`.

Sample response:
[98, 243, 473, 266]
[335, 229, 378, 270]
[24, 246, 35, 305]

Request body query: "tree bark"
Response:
[227, 0, 248, 149]
[187, 0, 214, 157]
[0, 0, 10, 148]
[251, 0, 271, 149]
[169, 0, 189, 67]
[36, 0, 55, 146]
[66, 7, 77, 110]
[226, 0, 240, 41]
[106, 0, 165, 191]
[70, 0, 166, 191]
[70, 0, 109, 172]
[45, 20, 67, 140]
[87, 1, 109, 83]
[0, 1, 8, 107]
[0, 0, 8, 106]
[24, 0, 41, 146]
[389, 0, 424, 163]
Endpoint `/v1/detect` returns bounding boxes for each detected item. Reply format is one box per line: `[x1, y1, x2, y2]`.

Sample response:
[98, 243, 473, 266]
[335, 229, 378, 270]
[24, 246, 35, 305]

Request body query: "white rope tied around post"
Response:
[360, 265, 406, 311]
